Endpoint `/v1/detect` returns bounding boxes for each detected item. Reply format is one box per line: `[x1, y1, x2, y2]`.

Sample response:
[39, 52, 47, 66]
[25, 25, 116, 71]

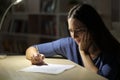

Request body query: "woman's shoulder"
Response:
[100, 52, 119, 64]
[58, 37, 75, 43]
[59, 37, 73, 40]
[57, 37, 77, 47]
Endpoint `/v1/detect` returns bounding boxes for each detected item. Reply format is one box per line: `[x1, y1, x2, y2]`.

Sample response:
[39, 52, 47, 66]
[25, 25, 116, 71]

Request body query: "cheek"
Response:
[70, 32, 81, 38]
[70, 33, 81, 43]
[69, 32, 73, 37]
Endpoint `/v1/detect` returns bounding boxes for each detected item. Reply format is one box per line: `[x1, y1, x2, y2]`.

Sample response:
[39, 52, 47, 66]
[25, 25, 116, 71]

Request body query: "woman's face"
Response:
[68, 18, 87, 45]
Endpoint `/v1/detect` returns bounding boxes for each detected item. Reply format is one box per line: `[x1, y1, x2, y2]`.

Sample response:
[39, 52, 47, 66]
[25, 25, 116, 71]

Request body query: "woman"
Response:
[26, 4, 120, 80]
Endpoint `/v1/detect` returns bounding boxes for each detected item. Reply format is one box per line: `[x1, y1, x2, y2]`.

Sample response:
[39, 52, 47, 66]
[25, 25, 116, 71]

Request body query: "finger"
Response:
[33, 54, 41, 61]
[35, 54, 40, 60]
[31, 54, 46, 65]
[37, 54, 45, 61]
[80, 32, 86, 50]
[31, 56, 36, 65]
[85, 32, 90, 51]
[32, 55, 38, 61]
[31, 55, 40, 64]
[34, 54, 44, 63]
[87, 32, 93, 48]
[41, 54, 45, 60]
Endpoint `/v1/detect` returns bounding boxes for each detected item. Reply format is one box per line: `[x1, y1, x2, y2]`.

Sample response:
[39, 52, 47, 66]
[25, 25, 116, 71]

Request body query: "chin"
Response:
[75, 41, 80, 45]
[73, 38, 80, 45]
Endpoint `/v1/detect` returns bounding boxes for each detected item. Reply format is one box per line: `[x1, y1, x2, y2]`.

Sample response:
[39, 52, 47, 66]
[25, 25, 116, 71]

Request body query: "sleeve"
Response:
[97, 55, 119, 80]
[97, 64, 118, 80]
[33, 37, 73, 57]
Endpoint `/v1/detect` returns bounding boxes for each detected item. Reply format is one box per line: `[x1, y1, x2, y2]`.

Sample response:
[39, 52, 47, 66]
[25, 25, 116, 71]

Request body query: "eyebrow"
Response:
[69, 28, 86, 30]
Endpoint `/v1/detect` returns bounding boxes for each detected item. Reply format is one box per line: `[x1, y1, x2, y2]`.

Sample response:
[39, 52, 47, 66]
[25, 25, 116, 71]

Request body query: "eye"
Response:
[69, 29, 87, 33]
[75, 29, 86, 33]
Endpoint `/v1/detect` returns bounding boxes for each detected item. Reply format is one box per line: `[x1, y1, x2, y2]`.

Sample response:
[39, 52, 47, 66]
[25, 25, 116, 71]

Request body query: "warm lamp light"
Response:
[0, 0, 22, 59]
[14, 0, 22, 5]
[0, 0, 22, 30]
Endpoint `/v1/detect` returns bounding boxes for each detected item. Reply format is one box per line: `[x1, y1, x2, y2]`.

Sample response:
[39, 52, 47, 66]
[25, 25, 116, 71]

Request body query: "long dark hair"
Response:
[68, 4, 120, 56]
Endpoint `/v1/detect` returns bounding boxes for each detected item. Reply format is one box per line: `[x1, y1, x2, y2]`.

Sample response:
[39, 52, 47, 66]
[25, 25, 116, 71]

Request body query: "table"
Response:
[0, 55, 108, 80]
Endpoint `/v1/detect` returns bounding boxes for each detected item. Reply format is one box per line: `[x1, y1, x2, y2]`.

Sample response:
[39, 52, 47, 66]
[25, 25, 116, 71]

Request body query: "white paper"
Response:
[19, 64, 75, 74]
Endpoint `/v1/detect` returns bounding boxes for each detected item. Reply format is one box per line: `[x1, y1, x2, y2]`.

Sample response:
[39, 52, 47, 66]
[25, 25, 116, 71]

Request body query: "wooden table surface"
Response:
[0, 55, 108, 80]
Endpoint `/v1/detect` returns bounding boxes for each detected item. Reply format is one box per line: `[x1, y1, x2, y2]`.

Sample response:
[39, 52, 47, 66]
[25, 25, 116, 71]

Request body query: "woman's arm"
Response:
[25, 37, 76, 65]
[79, 32, 98, 73]
[79, 50, 98, 73]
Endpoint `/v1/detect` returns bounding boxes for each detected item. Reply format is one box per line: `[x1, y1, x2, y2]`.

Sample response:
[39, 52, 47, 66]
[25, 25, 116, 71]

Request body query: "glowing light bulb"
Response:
[14, 0, 22, 5]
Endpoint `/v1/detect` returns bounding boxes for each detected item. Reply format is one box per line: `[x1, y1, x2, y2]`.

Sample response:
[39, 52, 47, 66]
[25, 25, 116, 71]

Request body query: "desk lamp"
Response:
[0, 0, 22, 59]
[0, 0, 22, 30]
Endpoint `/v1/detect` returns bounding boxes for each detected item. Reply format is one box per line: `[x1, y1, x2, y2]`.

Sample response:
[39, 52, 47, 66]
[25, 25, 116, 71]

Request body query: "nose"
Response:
[71, 32, 78, 39]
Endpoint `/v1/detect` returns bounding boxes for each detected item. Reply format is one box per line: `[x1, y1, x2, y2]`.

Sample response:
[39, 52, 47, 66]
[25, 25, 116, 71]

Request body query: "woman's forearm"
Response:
[80, 50, 98, 73]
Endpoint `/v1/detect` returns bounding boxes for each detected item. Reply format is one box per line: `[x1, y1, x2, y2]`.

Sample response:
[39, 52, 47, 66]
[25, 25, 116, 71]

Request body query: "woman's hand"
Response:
[26, 46, 47, 65]
[30, 54, 46, 65]
[79, 31, 93, 54]
[78, 32, 99, 73]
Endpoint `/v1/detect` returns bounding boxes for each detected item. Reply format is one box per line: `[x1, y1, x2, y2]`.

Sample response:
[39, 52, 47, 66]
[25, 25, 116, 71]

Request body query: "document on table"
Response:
[19, 64, 75, 74]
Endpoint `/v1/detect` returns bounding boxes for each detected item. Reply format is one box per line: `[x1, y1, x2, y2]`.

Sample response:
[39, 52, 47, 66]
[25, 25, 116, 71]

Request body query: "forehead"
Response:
[68, 18, 86, 29]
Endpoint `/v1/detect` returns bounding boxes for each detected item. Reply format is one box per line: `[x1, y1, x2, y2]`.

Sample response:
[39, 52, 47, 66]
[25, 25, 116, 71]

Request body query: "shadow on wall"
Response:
[111, 22, 120, 42]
